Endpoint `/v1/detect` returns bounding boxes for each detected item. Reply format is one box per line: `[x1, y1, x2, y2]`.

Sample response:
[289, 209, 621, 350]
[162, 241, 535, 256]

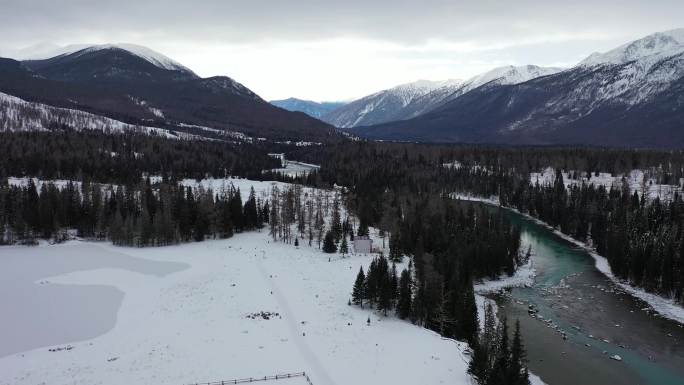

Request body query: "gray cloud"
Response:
[0, 0, 682, 100]
[1, 0, 682, 49]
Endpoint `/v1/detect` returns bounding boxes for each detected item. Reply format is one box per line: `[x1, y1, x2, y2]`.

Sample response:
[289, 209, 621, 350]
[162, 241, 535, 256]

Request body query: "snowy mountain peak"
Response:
[381, 79, 463, 108]
[462, 65, 563, 92]
[580, 29, 684, 67]
[13, 42, 195, 75]
[76, 44, 195, 74]
[390, 79, 462, 98]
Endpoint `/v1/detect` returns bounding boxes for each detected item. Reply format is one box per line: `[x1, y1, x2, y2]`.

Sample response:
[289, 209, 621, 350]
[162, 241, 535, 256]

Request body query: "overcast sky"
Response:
[0, 0, 682, 101]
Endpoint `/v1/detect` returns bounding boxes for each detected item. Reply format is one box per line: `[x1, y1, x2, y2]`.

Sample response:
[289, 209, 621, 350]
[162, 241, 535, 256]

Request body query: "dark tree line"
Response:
[502, 170, 684, 304]
[469, 303, 530, 385]
[0, 179, 268, 246]
[0, 130, 282, 185]
[348, 200, 523, 343]
[309, 142, 684, 306]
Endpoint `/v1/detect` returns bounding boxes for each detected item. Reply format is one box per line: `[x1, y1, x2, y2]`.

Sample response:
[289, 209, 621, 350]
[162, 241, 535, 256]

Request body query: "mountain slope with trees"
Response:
[0, 46, 336, 141]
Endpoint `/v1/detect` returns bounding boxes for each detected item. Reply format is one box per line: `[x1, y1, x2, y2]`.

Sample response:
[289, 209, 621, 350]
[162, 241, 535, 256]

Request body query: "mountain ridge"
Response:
[347, 29, 684, 148]
[0, 45, 336, 141]
[270, 97, 346, 119]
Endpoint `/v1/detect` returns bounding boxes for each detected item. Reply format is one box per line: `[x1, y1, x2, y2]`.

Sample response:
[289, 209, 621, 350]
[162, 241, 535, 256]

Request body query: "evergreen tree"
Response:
[322, 230, 337, 253]
[488, 317, 510, 385]
[243, 187, 259, 229]
[352, 267, 366, 308]
[389, 231, 403, 262]
[331, 199, 342, 241]
[357, 219, 369, 237]
[339, 236, 349, 255]
[509, 319, 530, 385]
[396, 268, 412, 319]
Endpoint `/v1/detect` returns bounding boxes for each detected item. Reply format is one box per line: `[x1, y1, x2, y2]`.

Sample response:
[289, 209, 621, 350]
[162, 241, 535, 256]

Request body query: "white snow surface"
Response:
[580, 29, 684, 68]
[530, 168, 684, 202]
[473, 258, 536, 295]
[458, 65, 562, 94]
[0, 231, 475, 385]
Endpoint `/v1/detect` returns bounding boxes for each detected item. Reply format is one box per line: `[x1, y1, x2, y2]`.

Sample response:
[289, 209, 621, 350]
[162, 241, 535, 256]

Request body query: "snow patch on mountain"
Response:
[77, 44, 194, 73]
[0, 92, 198, 140]
[322, 79, 461, 128]
[460, 65, 563, 93]
[128, 96, 164, 118]
[580, 29, 684, 68]
[13, 43, 195, 75]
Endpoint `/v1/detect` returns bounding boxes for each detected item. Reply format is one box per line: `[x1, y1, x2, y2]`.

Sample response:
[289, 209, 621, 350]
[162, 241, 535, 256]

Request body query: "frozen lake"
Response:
[0, 242, 188, 357]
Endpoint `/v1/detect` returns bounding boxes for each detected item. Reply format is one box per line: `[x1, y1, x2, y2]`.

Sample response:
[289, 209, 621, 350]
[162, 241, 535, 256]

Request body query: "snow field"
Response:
[530, 168, 683, 202]
[0, 180, 477, 385]
[0, 231, 473, 385]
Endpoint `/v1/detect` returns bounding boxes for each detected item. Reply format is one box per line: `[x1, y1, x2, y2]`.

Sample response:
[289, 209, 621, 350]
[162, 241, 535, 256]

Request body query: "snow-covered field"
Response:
[530, 167, 683, 202]
[268, 161, 321, 178]
[176, 178, 295, 202]
[0, 231, 474, 385]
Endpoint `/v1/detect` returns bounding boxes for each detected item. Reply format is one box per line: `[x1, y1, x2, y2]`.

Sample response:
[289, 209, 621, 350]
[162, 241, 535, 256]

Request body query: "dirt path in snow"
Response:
[255, 258, 338, 385]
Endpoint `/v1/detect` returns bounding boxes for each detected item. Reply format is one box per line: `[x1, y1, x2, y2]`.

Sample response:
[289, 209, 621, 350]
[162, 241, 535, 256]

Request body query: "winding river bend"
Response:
[477, 204, 684, 385]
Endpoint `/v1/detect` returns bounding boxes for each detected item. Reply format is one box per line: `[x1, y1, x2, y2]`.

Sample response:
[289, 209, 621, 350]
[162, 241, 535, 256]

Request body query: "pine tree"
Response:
[396, 268, 412, 319]
[509, 319, 530, 385]
[390, 262, 398, 303]
[322, 230, 337, 253]
[352, 267, 365, 307]
[460, 282, 479, 344]
[364, 259, 378, 306]
[377, 275, 392, 316]
[331, 198, 342, 241]
[231, 187, 244, 232]
[243, 187, 259, 230]
[389, 231, 403, 262]
[357, 219, 369, 237]
[488, 317, 510, 385]
[468, 340, 489, 385]
[339, 236, 349, 255]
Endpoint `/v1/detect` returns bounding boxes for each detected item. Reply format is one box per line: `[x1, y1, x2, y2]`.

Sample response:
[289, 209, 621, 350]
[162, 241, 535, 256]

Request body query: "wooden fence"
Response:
[186, 371, 313, 385]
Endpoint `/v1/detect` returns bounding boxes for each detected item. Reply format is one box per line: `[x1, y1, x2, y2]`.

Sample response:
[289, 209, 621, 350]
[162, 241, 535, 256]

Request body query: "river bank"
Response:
[452, 193, 684, 325]
[462, 197, 684, 385]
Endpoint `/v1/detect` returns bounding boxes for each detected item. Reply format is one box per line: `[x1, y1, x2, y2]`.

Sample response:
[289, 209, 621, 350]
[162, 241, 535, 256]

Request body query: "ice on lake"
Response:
[0, 241, 187, 357]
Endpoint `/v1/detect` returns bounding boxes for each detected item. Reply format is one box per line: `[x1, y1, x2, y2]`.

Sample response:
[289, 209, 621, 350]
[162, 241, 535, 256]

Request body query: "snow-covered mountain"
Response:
[458, 65, 563, 95]
[396, 65, 562, 121]
[321, 79, 461, 128]
[12, 43, 195, 75]
[270, 97, 346, 119]
[0, 45, 335, 141]
[348, 28, 684, 148]
[324, 66, 561, 128]
[0, 91, 186, 138]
